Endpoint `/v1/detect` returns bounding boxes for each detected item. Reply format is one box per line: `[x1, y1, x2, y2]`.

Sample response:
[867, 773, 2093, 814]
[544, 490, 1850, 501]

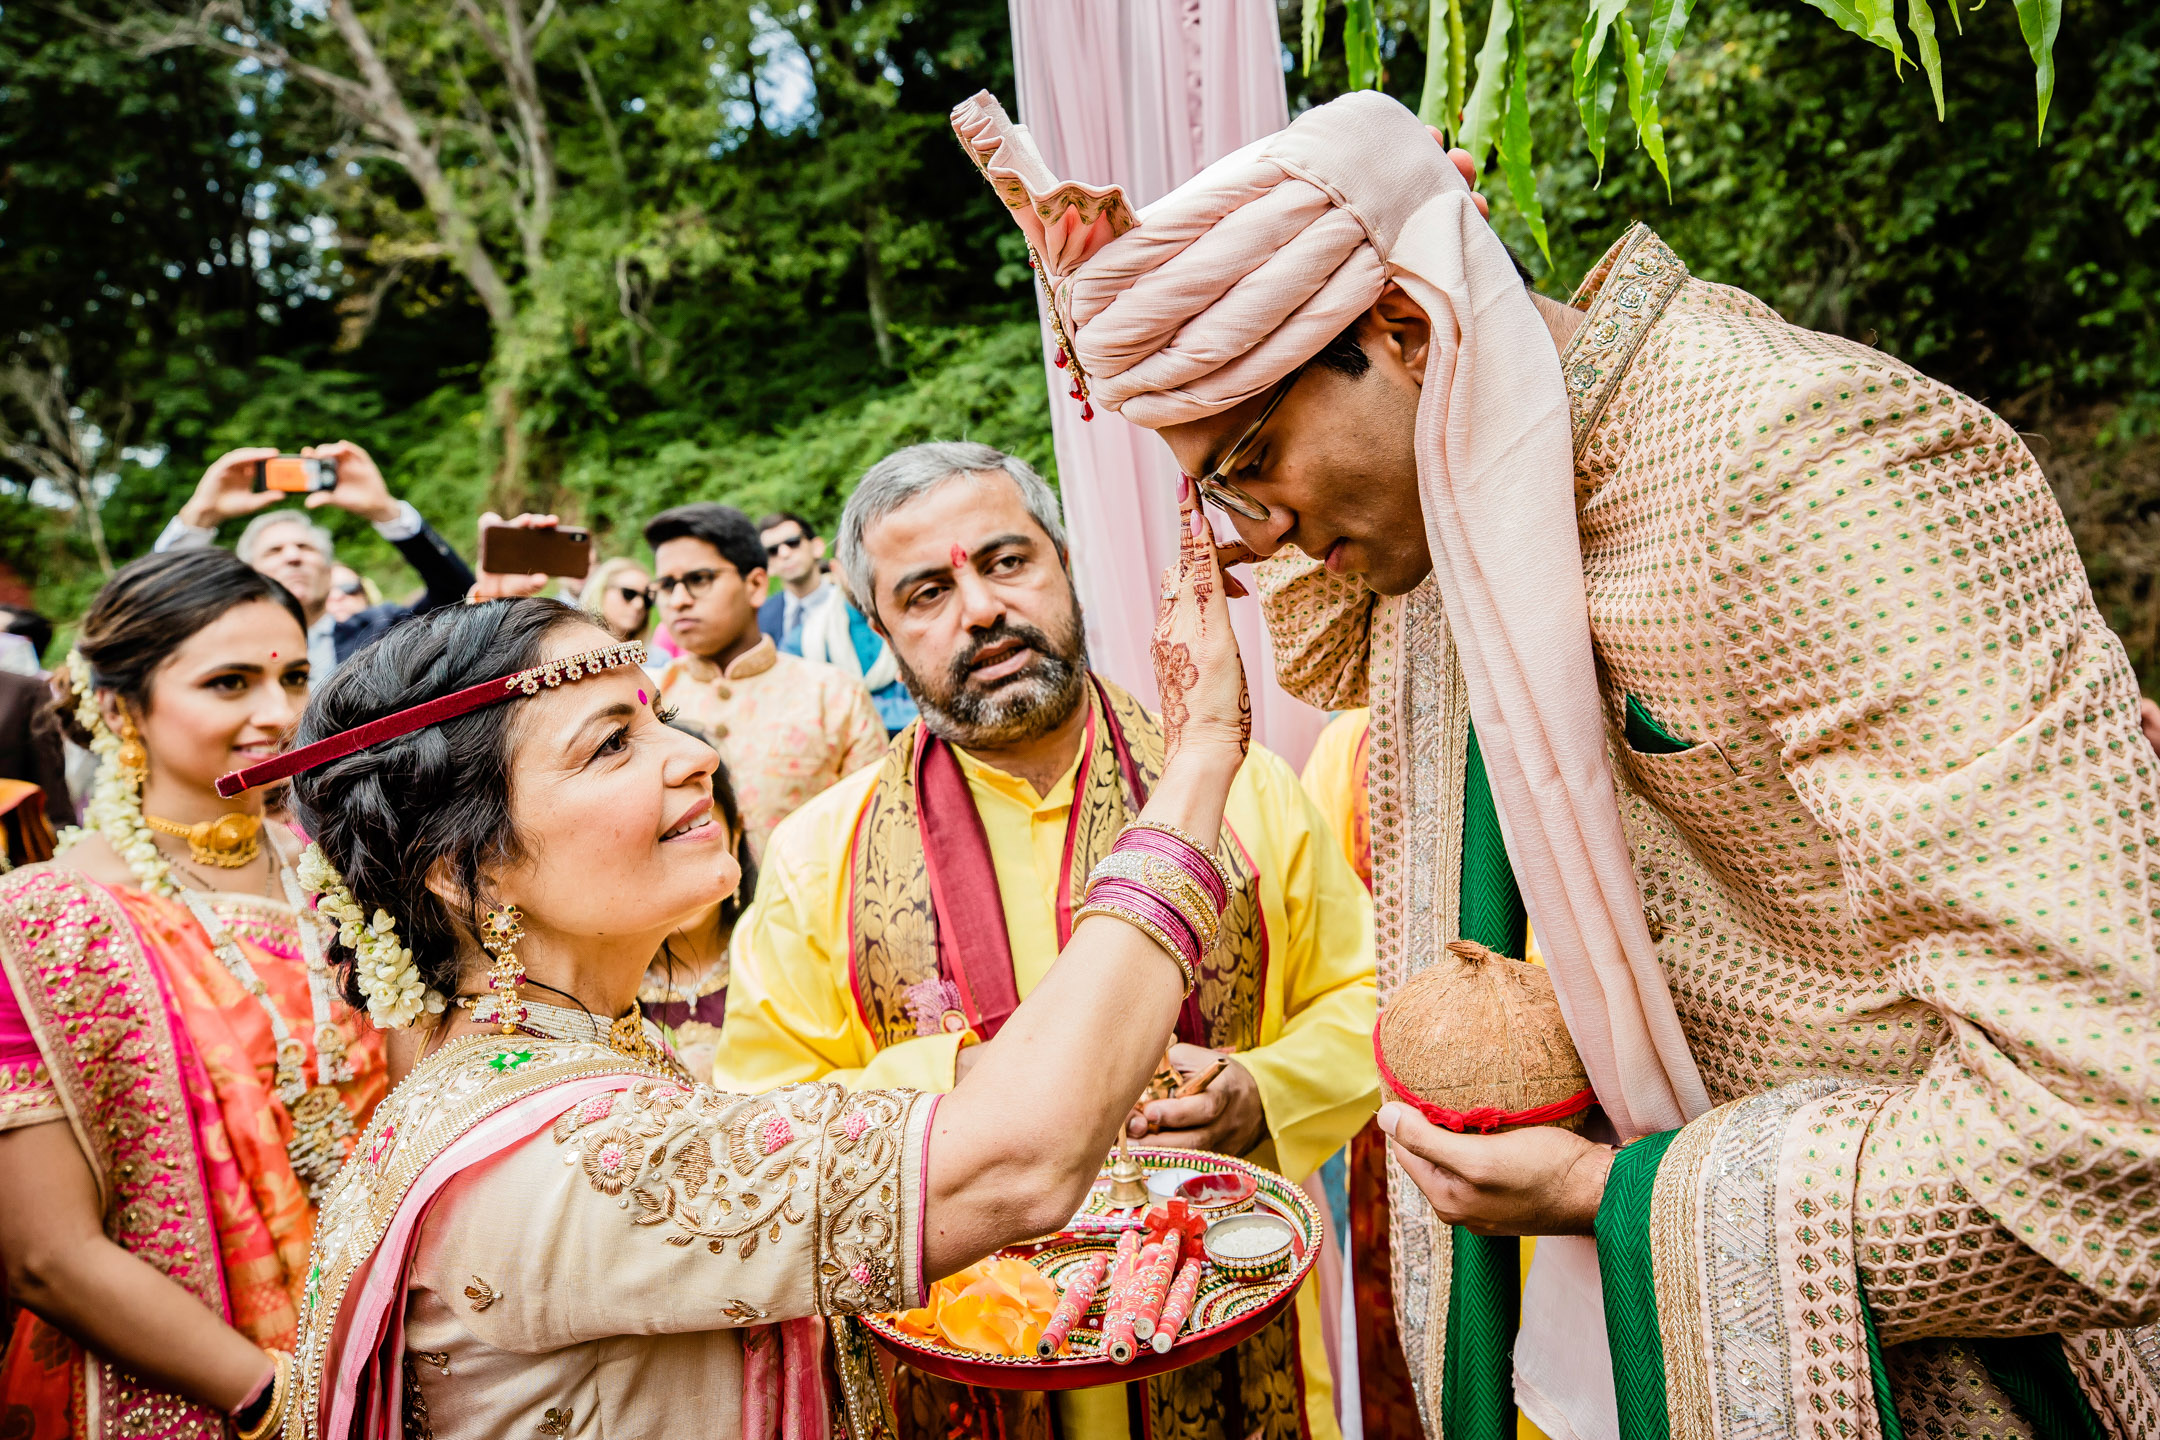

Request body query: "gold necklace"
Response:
[143, 811, 262, 868]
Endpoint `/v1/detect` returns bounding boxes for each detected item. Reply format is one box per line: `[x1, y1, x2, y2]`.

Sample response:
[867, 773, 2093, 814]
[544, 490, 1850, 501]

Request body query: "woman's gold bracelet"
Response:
[236, 1350, 293, 1440]
[1073, 900, 1199, 996]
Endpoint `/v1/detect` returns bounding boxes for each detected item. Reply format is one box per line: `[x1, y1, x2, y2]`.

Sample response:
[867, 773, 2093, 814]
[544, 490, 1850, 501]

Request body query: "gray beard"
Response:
[897, 614, 1091, 750]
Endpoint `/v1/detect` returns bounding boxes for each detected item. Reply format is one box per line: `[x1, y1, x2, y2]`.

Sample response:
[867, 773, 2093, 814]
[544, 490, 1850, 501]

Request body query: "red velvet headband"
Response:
[215, 640, 649, 798]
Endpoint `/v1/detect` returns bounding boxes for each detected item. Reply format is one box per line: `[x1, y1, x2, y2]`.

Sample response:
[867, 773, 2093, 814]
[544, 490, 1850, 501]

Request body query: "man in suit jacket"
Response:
[155, 440, 473, 678]
[753, 511, 834, 653]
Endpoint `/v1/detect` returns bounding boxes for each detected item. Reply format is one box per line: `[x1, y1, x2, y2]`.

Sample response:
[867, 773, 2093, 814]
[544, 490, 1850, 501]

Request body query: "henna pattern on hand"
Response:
[1153, 639, 1199, 754]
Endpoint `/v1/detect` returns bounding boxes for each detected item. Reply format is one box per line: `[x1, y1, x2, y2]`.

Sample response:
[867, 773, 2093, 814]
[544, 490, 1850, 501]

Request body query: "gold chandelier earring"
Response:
[478, 904, 528, 1035]
[114, 712, 148, 784]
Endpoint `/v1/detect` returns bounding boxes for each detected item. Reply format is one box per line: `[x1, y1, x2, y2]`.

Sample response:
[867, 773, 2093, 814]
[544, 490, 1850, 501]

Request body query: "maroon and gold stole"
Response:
[846, 675, 1267, 1052]
[0, 867, 231, 1440]
[845, 676, 1310, 1440]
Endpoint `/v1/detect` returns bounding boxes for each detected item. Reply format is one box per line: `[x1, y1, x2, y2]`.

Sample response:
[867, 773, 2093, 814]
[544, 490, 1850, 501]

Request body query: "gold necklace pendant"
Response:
[145, 811, 262, 868]
[608, 1011, 666, 1065]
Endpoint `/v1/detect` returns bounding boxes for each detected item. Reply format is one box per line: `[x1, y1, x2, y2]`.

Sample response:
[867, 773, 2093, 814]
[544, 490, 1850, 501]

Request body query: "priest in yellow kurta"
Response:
[716, 441, 1377, 1440]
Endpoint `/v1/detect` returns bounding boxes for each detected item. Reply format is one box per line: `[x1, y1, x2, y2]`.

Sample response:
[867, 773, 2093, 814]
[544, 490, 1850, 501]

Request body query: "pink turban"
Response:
[955, 89, 1461, 427]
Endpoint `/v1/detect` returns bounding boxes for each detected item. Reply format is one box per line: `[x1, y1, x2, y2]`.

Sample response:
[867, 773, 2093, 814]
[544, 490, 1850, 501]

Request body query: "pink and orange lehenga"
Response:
[0, 863, 386, 1440]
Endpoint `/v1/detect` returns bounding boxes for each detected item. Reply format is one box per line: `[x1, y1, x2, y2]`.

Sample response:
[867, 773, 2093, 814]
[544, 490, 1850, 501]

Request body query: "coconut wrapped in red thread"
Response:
[1373, 939, 1594, 1134]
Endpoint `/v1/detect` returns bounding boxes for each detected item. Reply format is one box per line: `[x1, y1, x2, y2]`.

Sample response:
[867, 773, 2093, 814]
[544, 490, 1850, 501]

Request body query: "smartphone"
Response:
[252, 455, 340, 494]
[479, 522, 593, 579]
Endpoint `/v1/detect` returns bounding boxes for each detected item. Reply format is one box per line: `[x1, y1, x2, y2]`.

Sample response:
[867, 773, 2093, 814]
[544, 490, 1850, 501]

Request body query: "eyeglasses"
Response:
[653, 568, 725, 600]
[614, 585, 654, 607]
[1184, 366, 1304, 523]
[334, 579, 366, 597]
[765, 532, 809, 558]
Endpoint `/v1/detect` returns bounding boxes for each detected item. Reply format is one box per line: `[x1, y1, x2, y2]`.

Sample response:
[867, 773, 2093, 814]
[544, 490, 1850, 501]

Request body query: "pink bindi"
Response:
[949, 544, 968, 568]
[638, 689, 649, 706]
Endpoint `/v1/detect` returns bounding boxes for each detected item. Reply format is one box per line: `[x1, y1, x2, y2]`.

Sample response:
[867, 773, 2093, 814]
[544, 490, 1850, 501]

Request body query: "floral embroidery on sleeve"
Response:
[551, 1079, 918, 1313]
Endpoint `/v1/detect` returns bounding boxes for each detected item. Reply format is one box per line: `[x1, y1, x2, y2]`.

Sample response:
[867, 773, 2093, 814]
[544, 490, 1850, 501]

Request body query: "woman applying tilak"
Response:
[238, 485, 1250, 1439]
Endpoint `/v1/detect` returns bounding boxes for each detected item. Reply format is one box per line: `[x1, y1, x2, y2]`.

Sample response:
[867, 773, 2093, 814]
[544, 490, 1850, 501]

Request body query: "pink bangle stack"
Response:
[1075, 820, 1230, 996]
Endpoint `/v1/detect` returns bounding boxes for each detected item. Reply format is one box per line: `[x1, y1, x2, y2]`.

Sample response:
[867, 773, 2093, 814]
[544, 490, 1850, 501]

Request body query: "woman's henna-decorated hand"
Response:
[1152, 479, 1251, 763]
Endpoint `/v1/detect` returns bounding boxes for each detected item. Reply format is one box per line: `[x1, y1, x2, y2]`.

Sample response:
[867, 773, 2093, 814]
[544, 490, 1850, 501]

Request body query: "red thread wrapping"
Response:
[1370, 1026, 1594, 1134]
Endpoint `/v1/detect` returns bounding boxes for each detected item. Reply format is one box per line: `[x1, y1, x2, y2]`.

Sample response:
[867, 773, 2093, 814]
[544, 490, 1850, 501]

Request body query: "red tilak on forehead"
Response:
[950, 543, 968, 568]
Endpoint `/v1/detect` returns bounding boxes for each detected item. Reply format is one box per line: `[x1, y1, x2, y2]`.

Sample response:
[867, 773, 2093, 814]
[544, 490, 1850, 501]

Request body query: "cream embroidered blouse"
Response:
[297, 1020, 935, 1440]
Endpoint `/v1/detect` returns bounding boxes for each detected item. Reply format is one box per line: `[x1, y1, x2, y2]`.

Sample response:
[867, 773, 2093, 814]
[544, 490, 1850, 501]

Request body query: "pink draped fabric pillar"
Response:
[1008, 0, 1326, 769]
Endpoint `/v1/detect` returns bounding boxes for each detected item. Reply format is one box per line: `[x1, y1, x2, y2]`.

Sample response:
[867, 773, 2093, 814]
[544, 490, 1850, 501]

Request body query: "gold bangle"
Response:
[1084, 852, 1220, 953]
[1073, 901, 1198, 996]
[237, 1350, 292, 1440]
[1119, 820, 1232, 893]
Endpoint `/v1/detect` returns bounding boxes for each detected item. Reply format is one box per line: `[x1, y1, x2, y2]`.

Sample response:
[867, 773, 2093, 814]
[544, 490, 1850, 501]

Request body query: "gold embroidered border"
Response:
[0, 865, 229, 1440]
[1560, 224, 1690, 456]
[1650, 1106, 1730, 1440]
[296, 1038, 668, 1440]
[1368, 575, 1469, 1435]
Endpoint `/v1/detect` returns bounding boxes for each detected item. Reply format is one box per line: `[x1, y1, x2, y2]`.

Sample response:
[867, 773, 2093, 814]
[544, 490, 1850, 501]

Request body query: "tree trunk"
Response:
[862, 230, 895, 370]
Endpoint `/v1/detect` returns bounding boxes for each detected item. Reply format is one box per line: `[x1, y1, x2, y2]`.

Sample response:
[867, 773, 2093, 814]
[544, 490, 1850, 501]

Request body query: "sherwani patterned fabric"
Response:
[1258, 225, 2160, 1440]
[718, 676, 1379, 1440]
[655, 634, 886, 859]
[295, 1024, 935, 1440]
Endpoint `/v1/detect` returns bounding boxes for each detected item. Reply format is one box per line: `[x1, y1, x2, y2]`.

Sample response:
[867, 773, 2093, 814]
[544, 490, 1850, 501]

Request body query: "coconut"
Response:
[1375, 940, 1592, 1133]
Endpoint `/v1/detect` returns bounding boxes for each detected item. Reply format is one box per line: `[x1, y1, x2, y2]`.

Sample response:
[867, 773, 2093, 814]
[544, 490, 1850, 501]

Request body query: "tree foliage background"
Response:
[1, 0, 2155, 683]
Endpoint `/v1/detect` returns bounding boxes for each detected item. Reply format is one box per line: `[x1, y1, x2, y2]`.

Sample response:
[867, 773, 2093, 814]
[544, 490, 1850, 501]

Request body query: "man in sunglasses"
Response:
[759, 511, 918, 734]
[954, 87, 2160, 1440]
[644, 502, 884, 857]
[754, 510, 833, 654]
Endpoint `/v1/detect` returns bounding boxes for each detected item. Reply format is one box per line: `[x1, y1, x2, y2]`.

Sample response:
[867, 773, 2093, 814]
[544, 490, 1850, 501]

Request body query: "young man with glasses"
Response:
[644, 503, 884, 857]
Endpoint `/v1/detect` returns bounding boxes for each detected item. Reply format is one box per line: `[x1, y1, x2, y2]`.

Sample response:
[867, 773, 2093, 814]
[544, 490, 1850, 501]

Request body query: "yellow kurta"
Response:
[719, 736, 1379, 1440]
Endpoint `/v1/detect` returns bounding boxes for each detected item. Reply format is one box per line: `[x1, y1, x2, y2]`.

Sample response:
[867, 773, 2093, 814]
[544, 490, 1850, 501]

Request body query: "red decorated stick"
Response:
[1036, 1253, 1111, 1358]
[1103, 1237, 1155, 1364]
[1129, 1231, 1184, 1342]
[1150, 1256, 1207, 1353]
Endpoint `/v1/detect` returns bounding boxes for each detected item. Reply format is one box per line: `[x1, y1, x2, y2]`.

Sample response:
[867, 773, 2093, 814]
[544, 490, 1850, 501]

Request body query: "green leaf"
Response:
[1498, 6, 1550, 265]
[1458, 0, 1514, 168]
[1573, 0, 1630, 180]
[1618, 13, 1672, 200]
[1447, 0, 1468, 139]
[1943, 0, 1963, 34]
[1419, 0, 1453, 133]
[1857, 0, 1911, 69]
[1302, 0, 1326, 76]
[1643, 0, 1698, 91]
[1345, 0, 1382, 91]
[2012, 0, 2062, 138]
[1908, 0, 1945, 120]
[1793, 0, 1876, 45]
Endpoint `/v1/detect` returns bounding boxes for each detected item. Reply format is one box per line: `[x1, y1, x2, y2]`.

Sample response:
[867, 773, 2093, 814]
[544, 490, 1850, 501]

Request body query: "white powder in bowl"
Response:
[1208, 1220, 1291, 1259]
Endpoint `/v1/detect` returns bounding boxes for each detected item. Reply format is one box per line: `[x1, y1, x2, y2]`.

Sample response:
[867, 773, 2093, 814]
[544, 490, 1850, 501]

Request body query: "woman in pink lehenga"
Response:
[254, 486, 1249, 1440]
[0, 550, 386, 1440]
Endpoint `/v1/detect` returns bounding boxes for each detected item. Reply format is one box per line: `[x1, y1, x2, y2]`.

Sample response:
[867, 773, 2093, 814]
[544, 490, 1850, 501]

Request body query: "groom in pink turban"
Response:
[955, 88, 2160, 1440]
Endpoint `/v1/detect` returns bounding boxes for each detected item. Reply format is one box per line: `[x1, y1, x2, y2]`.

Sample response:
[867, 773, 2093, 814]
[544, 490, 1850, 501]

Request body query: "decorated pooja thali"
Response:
[862, 1146, 1321, 1389]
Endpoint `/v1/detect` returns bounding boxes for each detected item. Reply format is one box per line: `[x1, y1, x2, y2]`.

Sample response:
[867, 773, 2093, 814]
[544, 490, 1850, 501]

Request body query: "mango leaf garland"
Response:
[1572, 0, 1631, 180]
[1419, 0, 1454, 133]
[1618, 14, 1674, 200]
[1303, 0, 1326, 76]
[1499, 6, 1552, 264]
[1457, 0, 1515, 167]
[1346, 0, 1383, 92]
[1908, 0, 1945, 119]
[2013, 0, 2062, 136]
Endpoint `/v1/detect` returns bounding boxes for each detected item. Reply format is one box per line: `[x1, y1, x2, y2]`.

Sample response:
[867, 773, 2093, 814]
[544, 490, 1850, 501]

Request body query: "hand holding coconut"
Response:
[1373, 940, 1615, 1236]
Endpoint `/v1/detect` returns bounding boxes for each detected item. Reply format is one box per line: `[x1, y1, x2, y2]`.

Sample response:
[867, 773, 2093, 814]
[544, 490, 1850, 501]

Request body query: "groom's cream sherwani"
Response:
[1262, 224, 2160, 1440]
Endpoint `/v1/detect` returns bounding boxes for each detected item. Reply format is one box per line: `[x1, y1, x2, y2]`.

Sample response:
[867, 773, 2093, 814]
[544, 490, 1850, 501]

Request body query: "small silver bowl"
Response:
[1202, 1212, 1296, 1282]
